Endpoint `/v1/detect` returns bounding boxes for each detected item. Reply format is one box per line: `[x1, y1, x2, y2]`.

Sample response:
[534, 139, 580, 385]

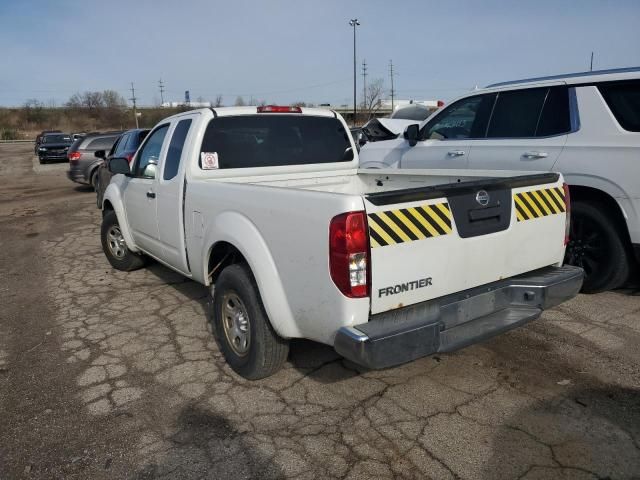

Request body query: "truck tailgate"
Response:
[365, 173, 568, 315]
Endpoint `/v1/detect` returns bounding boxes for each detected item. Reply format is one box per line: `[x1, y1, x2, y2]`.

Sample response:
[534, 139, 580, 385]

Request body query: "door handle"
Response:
[447, 150, 465, 157]
[146, 191, 156, 199]
[522, 151, 548, 159]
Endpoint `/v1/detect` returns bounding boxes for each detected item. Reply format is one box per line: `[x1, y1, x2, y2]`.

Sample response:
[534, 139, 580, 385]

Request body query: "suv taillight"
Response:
[329, 211, 370, 298]
[563, 183, 571, 246]
[68, 151, 81, 161]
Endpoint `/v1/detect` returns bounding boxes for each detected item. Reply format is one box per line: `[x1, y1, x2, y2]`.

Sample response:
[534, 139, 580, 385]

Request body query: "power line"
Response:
[159, 78, 165, 105]
[129, 82, 139, 129]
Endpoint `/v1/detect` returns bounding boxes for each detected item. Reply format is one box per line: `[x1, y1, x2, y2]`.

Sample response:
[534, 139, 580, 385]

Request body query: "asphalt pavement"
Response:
[0, 143, 639, 479]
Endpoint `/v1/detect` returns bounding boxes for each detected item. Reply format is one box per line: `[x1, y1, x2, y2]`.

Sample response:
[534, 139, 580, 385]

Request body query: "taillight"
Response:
[437, 100, 445, 108]
[329, 211, 370, 298]
[125, 153, 134, 163]
[257, 105, 302, 113]
[68, 151, 81, 161]
[563, 183, 571, 246]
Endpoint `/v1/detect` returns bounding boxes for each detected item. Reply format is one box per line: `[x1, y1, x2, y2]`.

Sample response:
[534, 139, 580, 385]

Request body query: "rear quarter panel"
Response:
[186, 181, 370, 344]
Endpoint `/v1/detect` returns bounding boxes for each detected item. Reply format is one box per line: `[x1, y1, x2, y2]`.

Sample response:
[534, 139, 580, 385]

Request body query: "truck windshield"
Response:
[200, 115, 353, 169]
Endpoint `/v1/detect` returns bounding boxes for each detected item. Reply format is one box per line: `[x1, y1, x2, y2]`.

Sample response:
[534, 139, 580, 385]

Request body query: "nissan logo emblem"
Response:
[476, 190, 490, 206]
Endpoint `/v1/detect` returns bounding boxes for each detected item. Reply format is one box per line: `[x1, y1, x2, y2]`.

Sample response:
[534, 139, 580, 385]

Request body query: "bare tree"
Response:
[66, 93, 83, 109]
[82, 91, 104, 110]
[234, 96, 246, 106]
[214, 95, 224, 107]
[102, 90, 126, 109]
[361, 78, 385, 120]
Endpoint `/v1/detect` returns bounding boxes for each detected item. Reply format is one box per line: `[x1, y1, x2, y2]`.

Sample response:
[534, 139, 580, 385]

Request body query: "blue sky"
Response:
[0, 0, 638, 107]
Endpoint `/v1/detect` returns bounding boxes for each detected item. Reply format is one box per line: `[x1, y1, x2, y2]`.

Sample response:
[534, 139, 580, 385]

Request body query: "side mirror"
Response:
[403, 124, 419, 147]
[108, 157, 130, 175]
[94, 149, 106, 159]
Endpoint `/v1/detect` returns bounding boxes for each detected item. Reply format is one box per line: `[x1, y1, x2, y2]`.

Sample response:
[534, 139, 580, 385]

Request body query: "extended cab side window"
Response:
[134, 125, 169, 179]
[164, 119, 192, 180]
[421, 94, 495, 140]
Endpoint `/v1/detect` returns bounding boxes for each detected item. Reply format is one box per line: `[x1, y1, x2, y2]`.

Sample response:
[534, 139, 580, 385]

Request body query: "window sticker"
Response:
[201, 151, 219, 169]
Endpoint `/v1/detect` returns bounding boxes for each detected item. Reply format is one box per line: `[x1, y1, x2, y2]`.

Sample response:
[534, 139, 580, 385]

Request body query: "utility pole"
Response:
[389, 60, 396, 112]
[349, 19, 360, 126]
[130, 82, 139, 129]
[590, 52, 594, 72]
[361, 59, 368, 111]
[158, 78, 165, 105]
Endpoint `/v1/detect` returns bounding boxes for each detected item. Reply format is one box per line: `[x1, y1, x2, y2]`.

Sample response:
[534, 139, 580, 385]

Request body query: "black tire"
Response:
[100, 210, 145, 271]
[211, 264, 289, 379]
[90, 168, 99, 191]
[564, 201, 630, 293]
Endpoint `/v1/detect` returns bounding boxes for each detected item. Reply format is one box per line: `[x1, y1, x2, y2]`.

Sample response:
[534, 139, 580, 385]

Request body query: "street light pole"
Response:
[349, 18, 360, 126]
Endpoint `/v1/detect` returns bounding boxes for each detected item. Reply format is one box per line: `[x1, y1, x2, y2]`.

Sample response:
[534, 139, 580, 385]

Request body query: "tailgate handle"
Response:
[469, 205, 501, 222]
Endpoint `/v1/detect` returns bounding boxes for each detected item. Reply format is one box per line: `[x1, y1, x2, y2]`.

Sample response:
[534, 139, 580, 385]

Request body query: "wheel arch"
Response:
[202, 212, 299, 339]
[568, 184, 632, 245]
[101, 185, 140, 253]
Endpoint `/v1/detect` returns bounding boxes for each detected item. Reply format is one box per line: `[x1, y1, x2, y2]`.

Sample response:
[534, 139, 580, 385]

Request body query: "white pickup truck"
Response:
[101, 106, 583, 379]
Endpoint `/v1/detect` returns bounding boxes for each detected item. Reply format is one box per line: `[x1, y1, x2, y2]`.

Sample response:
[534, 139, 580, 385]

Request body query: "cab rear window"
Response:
[200, 115, 353, 169]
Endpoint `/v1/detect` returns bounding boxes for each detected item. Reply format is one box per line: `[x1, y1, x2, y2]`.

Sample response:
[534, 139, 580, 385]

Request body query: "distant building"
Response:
[161, 101, 212, 108]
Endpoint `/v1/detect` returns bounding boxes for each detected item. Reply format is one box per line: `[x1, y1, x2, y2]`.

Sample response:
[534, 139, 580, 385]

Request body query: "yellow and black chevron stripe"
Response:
[514, 187, 565, 222]
[368, 202, 452, 248]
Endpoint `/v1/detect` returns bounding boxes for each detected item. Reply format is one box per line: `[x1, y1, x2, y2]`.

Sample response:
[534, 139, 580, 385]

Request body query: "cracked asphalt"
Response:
[1, 143, 639, 479]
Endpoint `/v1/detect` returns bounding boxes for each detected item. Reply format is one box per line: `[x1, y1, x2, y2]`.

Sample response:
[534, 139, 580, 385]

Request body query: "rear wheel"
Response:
[90, 168, 99, 191]
[564, 201, 630, 293]
[100, 210, 145, 271]
[211, 264, 289, 379]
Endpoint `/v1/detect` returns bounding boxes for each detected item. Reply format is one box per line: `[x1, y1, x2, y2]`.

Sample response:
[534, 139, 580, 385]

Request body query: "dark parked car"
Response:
[95, 128, 150, 207]
[67, 132, 122, 188]
[37, 133, 73, 163]
[34, 130, 62, 154]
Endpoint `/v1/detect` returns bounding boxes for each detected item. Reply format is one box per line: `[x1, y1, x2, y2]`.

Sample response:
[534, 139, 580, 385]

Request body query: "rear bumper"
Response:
[67, 164, 87, 184]
[334, 265, 584, 369]
[40, 153, 68, 161]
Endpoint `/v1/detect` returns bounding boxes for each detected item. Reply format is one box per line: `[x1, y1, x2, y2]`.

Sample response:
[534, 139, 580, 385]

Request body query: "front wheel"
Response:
[211, 264, 289, 379]
[564, 201, 630, 293]
[100, 210, 145, 271]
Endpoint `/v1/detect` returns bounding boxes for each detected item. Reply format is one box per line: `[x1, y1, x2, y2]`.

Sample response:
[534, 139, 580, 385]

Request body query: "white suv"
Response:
[360, 67, 640, 292]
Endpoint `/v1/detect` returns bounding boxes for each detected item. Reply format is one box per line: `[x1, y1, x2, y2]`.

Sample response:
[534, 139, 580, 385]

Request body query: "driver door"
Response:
[124, 124, 169, 257]
[400, 93, 496, 170]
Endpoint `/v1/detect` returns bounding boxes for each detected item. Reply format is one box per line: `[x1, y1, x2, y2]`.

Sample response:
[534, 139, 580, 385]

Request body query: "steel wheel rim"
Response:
[107, 225, 127, 260]
[221, 292, 251, 356]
